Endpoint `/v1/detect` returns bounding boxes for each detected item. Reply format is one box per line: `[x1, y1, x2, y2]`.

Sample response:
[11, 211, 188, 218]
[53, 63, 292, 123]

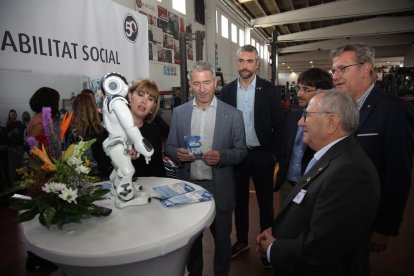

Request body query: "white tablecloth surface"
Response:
[22, 177, 216, 267]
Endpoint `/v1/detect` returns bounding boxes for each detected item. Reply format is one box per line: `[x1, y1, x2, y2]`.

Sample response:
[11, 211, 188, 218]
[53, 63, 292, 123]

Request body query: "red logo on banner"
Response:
[136, 0, 142, 8]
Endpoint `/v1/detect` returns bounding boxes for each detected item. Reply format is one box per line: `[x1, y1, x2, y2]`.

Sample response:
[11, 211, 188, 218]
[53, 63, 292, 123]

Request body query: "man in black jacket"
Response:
[220, 44, 285, 267]
[330, 43, 414, 252]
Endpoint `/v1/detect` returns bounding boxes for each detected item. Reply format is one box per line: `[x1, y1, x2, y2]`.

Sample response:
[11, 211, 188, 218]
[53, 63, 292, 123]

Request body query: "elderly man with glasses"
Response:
[330, 42, 414, 253]
[257, 89, 380, 276]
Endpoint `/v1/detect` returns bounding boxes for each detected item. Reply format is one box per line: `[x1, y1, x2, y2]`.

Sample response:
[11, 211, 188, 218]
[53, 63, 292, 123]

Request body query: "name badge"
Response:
[293, 189, 306, 204]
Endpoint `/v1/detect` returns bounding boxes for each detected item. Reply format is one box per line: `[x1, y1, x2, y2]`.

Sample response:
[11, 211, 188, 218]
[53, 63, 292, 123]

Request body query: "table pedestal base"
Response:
[58, 244, 191, 276]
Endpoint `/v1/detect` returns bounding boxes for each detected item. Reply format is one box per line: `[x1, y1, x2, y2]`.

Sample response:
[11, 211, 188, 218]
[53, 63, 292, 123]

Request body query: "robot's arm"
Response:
[110, 98, 154, 164]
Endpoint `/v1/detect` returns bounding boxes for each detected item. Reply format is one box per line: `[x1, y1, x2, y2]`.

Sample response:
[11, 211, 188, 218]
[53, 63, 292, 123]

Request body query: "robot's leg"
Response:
[132, 177, 143, 192]
[114, 172, 151, 208]
[115, 192, 152, 208]
[115, 170, 135, 202]
[109, 169, 118, 196]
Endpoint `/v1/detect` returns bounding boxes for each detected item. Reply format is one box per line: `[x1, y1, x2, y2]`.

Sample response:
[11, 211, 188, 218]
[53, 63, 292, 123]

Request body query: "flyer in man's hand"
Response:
[184, 135, 203, 158]
[152, 182, 213, 207]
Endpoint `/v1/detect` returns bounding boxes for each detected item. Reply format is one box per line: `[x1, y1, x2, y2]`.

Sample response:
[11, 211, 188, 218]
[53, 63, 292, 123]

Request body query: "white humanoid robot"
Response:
[101, 72, 154, 208]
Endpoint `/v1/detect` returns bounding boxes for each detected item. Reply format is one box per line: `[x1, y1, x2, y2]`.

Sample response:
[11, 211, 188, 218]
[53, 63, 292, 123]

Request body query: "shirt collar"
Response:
[192, 95, 217, 109]
[356, 82, 374, 109]
[237, 75, 257, 89]
[314, 136, 348, 161]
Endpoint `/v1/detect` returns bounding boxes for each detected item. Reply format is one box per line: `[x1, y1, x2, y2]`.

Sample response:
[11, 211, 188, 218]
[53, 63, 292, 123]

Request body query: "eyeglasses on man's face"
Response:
[295, 86, 317, 94]
[303, 111, 334, 122]
[331, 63, 363, 76]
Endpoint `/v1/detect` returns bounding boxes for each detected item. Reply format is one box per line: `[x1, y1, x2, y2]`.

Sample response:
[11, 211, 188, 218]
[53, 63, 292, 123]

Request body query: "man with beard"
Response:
[221, 44, 285, 268]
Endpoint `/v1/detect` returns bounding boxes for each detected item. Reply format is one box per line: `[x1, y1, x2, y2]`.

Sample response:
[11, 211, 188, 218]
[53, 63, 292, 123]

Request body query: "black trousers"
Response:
[234, 148, 275, 243]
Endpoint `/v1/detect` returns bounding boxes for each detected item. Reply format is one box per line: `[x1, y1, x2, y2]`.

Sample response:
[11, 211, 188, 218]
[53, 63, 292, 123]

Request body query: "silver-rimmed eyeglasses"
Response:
[331, 63, 363, 76]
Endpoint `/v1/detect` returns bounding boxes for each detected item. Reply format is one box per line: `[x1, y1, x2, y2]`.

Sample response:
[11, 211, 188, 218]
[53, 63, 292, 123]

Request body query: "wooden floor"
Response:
[1, 170, 414, 276]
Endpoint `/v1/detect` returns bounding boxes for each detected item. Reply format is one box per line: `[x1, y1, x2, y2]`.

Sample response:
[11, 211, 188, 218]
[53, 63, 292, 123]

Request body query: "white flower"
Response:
[75, 164, 90, 174]
[58, 187, 78, 204]
[67, 155, 82, 167]
[42, 182, 67, 194]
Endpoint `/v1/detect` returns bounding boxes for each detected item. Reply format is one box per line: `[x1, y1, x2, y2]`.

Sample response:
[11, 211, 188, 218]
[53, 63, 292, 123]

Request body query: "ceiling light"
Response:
[309, 61, 313, 64]
[238, 0, 254, 3]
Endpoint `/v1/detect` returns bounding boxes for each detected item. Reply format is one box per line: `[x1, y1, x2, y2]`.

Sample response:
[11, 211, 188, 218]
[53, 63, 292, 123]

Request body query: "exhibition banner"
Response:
[0, 0, 149, 81]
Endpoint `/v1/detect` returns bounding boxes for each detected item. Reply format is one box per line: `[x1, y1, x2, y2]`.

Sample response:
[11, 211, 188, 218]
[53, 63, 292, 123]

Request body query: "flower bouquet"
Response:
[11, 107, 111, 229]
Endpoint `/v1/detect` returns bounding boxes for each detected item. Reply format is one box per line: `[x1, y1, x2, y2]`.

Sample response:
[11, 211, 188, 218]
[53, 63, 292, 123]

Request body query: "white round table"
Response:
[21, 177, 216, 276]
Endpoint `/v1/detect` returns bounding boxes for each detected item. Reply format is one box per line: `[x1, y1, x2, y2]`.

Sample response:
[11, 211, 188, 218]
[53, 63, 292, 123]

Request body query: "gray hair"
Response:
[236, 44, 258, 58]
[330, 42, 375, 75]
[318, 88, 359, 134]
[187, 61, 215, 81]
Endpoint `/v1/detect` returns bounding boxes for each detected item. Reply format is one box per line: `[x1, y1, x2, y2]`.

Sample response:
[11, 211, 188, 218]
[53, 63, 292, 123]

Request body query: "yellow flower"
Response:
[62, 144, 75, 162]
[31, 144, 57, 171]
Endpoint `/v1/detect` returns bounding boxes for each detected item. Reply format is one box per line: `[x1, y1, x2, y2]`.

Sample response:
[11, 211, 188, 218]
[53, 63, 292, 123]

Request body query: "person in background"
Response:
[330, 42, 414, 252]
[21, 111, 31, 129]
[256, 89, 380, 276]
[127, 79, 166, 177]
[165, 61, 246, 276]
[274, 68, 333, 204]
[80, 88, 95, 98]
[220, 44, 285, 267]
[25, 87, 60, 271]
[6, 109, 25, 146]
[27, 87, 60, 138]
[66, 93, 112, 180]
[6, 109, 26, 187]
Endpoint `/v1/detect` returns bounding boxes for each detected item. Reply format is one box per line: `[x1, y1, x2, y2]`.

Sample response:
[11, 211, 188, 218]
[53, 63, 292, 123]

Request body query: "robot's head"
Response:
[101, 72, 128, 97]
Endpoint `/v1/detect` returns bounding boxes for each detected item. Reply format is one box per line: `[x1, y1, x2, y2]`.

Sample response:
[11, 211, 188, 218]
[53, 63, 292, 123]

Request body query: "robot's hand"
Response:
[134, 137, 154, 164]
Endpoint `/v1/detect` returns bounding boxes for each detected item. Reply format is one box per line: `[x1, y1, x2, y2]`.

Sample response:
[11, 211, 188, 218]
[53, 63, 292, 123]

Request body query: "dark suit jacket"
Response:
[220, 76, 285, 159]
[274, 108, 315, 191]
[356, 86, 414, 236]
[270, 136, 380, 276]
[164, 98, 247, 212]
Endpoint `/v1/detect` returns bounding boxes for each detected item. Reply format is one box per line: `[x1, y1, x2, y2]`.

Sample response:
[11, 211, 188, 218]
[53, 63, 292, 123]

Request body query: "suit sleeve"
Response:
[373, 100, 414, 235]
[164, 109, 182, 165]
[218, 109, 247, 167]
[270, 84, 285, 160]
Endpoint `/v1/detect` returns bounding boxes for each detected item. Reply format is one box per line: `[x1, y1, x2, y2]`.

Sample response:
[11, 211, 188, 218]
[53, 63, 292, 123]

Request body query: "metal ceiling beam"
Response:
[276, 16, 414, 42]
[251, 0, 414, 28]
[278, 33, 414, 53]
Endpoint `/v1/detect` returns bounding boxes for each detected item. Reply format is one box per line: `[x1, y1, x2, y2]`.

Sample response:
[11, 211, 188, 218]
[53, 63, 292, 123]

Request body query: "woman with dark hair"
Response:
[26, 87, 60, 137]
[128, 79, 166, 177]
[66, 93, 112, 179]
[23, 87, 60, 271]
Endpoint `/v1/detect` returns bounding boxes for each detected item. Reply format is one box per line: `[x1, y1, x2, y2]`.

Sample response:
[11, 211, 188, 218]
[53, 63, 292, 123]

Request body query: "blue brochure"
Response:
[184, 135, 203, 158]
[152, 182, 213, 207]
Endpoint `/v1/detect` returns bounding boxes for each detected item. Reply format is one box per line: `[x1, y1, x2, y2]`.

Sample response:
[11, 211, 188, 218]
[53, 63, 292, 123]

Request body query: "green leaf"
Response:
[38, 212, 48, 229]
[9, 199, 35, 210]
[15, 209, 38, 223]
[43, 206, 57, 228]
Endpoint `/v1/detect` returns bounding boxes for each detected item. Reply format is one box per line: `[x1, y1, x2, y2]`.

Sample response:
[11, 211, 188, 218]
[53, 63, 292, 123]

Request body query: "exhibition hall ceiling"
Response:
[227, 0, 414, 71]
